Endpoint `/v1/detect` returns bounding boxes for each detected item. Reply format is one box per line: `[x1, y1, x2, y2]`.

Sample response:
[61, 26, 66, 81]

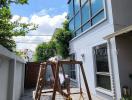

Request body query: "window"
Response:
[68, 0, 74, 19]
[68, 0, 106, 37]
[82, 22, 91, 31]
[91, 0, 104, 16]
[81, 0, 87, 6]
[69, 19, 74, 31]
[81, 2, 90, 25]
[74, 0, 80, 13]
[75, 28, 82, 36]
[92, 11, 104, 25]
[70, 53, 76, 80]
[94, 44, 111, 90]
[75, 12, 81, 30]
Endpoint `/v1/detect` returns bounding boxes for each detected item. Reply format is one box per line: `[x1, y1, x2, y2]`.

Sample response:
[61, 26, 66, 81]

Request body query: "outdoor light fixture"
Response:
[81, 53, 85, 61]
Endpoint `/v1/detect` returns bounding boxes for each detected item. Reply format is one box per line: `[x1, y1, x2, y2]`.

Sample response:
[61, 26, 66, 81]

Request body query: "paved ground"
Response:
[20, 89, 33, 100]
[20, 88, 104, 100]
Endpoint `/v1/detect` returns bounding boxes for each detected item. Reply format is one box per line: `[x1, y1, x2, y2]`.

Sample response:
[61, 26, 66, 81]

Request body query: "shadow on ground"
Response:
[20, 89, 34, 100]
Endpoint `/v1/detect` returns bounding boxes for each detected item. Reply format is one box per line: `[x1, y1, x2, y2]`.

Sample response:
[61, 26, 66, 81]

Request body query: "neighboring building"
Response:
[68, 0, 132, 99]
[0, 45, 25, 100]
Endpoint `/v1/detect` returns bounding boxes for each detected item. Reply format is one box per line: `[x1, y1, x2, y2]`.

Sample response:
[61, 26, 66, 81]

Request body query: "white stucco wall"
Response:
[13, 62, 24, 100]
[0, 45, 25, 100]
[0, 56, 10, 100]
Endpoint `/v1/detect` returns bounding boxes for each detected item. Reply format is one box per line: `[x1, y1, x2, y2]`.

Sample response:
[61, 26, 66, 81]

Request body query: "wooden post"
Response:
[80, 63, 92, 100]
[52, 62, 60, 100]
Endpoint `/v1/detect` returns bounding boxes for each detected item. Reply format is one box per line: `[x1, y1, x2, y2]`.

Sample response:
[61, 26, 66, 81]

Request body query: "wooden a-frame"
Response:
[34, 60, 92, 100]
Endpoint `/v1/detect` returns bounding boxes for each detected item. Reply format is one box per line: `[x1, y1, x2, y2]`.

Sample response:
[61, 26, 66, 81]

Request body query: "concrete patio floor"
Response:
[20, 89, 33, 100]
[20, 88, 105, 100]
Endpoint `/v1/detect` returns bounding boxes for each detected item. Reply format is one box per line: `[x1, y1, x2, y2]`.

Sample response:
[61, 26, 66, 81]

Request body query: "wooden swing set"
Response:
[34, 60, 92, 100]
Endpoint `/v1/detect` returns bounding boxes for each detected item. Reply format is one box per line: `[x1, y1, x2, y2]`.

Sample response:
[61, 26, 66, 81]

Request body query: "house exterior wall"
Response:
[69, 0, 115, 99]
[111, 0, 132, 31]
[115, 33, 132, 94]
[0, 45, 25, 100]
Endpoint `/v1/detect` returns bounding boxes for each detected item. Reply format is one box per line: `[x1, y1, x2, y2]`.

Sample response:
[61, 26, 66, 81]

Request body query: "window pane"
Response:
[69, 19, 74, 31]
[81, 0, 87, 6]
[91, 0, 104, 16]
[68, 0, 74, 19]
[75, 29, 81, 36]
[70, 53, 76, 80]
[75, 12, 81, 30]
[94, 43, 109, 72]
[74, 0, 80, 13]
[82, 2, 90, 24]
[97, 75, 111, 90]
[82, 22, 91, 31]
[92, 11, 104, 25]
[70, 71, 76, 79]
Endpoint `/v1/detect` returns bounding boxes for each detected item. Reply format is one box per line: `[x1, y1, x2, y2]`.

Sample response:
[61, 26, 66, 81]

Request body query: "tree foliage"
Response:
[34, 42, 56, 62]
[0, 0, 37, 51]
[52, 20, 72, 58]
[35, 20, 72, 62]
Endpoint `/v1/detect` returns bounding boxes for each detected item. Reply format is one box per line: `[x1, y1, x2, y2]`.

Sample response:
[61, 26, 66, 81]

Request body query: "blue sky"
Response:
[11, 0, 68, 17]
[11, 0, 68, 51]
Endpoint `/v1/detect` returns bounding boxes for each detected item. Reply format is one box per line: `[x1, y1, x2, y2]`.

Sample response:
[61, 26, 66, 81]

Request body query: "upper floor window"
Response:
[91, 0, 104, 16]
[74, 0, 80, 13]
[68, 0, 106, 37]
[68, 0, 74, 19]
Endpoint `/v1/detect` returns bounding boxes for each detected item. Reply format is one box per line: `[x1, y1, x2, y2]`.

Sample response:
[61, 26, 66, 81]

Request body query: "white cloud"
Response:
[11, 15, 29, 24]
[13, 9, 67, 51]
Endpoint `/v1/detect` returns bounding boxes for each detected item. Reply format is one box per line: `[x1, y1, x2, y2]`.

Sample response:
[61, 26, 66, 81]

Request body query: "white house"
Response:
[67, 0, 132, 99]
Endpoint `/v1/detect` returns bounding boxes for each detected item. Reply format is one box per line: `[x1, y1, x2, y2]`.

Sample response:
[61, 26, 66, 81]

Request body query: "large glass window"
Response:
[92, 11, 105, 25]
[69, 19, 74, 31]
[94, 44, 111, 90]
[82, 2, 90, 25]
[68, 0, 74, 19]
[74, 0, 80, 13]
[75, 12, 81, 30]
[82, 22, 91, 31]
[91, 0, 104, 16]
[81, 0, 87, 6]
[68, 0, 106, 37]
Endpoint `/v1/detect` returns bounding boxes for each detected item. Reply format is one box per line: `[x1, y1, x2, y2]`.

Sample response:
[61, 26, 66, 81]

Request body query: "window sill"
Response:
[96, 87, 114, 97]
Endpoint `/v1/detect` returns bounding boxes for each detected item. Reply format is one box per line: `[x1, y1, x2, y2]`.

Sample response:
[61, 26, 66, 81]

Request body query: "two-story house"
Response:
[67, 0, 132, 99]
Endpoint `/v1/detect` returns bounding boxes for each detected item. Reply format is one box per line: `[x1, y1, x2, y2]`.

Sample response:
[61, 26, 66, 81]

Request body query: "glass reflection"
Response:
[74, 0, 80, 13]
[75, 12, 81, 30]
[91, 0, 104, 15]
[82, 2, 90, 24]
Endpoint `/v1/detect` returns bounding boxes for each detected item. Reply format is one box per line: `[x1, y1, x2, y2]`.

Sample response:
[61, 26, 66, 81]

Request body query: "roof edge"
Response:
[104, 25, 132, 40]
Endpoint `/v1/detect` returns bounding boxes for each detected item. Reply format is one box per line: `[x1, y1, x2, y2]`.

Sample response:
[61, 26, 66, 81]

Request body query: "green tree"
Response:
[34, 42, 56, 62]
[52, 20, 72, 58]
[0, 0, 37, 51]
[35, 20, 72, 62]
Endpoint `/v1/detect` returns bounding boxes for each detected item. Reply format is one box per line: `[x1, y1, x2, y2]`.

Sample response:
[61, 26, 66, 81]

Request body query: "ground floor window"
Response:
[93, 43, 111, 90]
[70, 53, 76, 80]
